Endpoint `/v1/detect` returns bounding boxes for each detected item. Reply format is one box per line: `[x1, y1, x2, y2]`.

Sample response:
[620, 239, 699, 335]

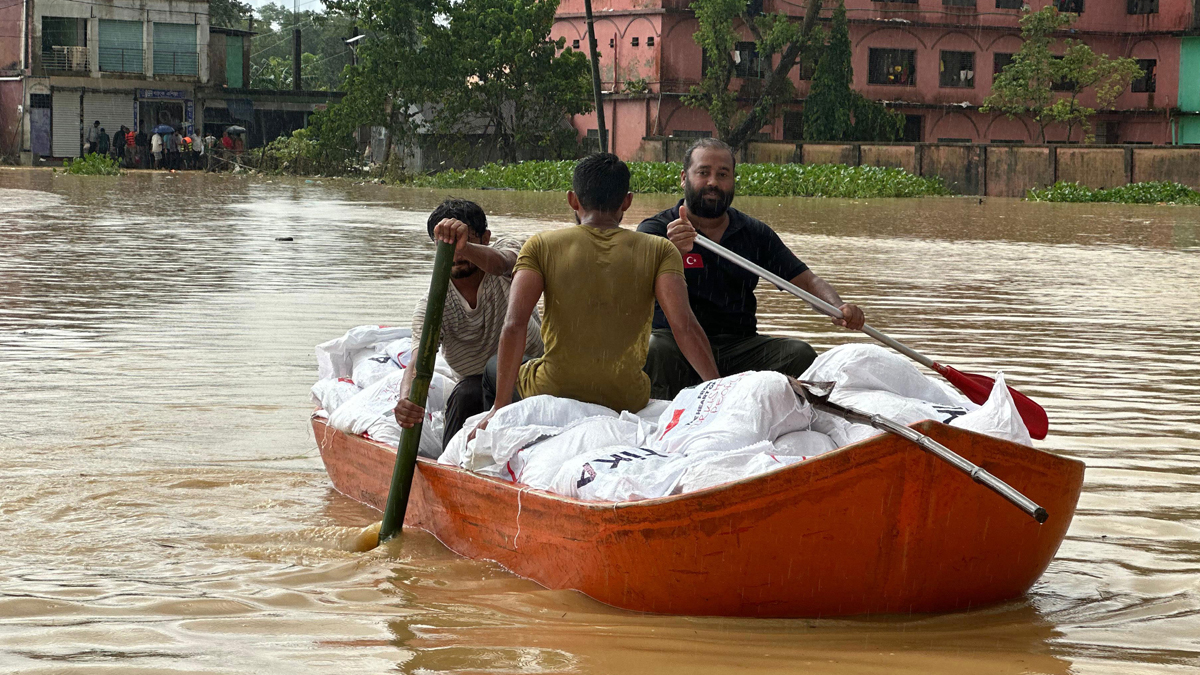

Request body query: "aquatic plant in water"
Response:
[412, 160, 950, 198]
[1027, 181, 1200, 205]
[61, 154, 123, 176]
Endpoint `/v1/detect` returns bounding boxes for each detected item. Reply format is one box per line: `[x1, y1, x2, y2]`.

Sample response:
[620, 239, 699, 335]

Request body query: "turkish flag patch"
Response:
[683, 253, 704, 269]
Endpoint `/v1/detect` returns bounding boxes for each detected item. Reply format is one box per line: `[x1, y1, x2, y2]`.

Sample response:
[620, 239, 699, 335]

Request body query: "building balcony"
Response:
[42, 46, 89, 72]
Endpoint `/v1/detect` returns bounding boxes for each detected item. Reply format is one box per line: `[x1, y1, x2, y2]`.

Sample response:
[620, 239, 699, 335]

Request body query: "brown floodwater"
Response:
[0, 167, 1197, 674]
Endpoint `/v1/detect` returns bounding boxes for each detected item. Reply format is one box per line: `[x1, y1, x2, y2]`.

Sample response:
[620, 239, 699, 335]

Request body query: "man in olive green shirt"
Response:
[477, 153, 719, 428]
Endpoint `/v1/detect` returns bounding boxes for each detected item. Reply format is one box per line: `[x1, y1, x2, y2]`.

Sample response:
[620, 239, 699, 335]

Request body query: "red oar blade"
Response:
[934, 364, 1049, 440]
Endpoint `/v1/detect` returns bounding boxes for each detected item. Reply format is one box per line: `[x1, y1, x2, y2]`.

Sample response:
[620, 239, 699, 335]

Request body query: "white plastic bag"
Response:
[802, 343, 971, 408]
[509, 416, 645, 489]
[652, 372, 812, 456]
[451, 395, 619, 472]
[949, 372, 1032, 446]
[328, 369, 451, 458]
[351, 348, 400, 389]
[673, 441, 805, 494]
[316, 325, 412, 381]
[550, 445, 683, 502]
[311, 378, 361, 417]
[773, 429, 837, 458]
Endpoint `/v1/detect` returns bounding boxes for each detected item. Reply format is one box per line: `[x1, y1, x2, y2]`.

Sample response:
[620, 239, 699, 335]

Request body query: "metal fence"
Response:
[98, 47, 143, 73]
[42, 46, 89, 72]
[153, 50, 199, 76]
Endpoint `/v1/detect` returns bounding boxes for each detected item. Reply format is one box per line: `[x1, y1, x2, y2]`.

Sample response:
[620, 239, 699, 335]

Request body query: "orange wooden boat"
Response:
[313, 415, 1084, 618]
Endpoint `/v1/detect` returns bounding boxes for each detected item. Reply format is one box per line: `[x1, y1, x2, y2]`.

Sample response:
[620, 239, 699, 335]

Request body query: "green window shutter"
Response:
[154, 23, 198, 76]
[1180, 37, 1200, 113]
[99, 20, 143, 73]
[226, 35, 243, 88]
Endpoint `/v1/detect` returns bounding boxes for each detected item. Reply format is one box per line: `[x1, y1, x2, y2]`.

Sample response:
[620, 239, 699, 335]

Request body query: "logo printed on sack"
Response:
[932, 404, 969, 422]
[684, 253, 704, 269]
[659, 409, 685, 439]
[577, 464, 597, 488]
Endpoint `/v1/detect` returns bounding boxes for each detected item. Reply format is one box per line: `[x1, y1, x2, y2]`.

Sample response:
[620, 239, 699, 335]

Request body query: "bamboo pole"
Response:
[583, 0, 608, 153]
[379, 241, 455, 542]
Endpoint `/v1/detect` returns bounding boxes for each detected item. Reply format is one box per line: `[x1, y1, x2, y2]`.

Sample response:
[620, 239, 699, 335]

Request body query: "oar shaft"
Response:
[691, 236, 936, 369]
[379, 241, 455, 543]
[811, 398, 1047, 523]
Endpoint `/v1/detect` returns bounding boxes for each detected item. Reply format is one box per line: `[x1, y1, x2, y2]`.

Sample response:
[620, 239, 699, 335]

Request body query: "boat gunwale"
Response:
[311, 412, 1083, 514]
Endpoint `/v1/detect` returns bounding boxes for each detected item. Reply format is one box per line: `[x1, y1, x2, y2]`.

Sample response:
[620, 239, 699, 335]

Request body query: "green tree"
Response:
[209, 0, 252, 29]
[248, 4, 356, 91]
[802, 1, 900, 142]
[685, 0, 825, 150]
[314, 0, 592, 166]
[983, 5, 1143, 142]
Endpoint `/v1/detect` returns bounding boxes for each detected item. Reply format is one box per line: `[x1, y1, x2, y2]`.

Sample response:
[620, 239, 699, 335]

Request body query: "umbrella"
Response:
[152, 124, 175, 135]
[225, 125, 247, 135]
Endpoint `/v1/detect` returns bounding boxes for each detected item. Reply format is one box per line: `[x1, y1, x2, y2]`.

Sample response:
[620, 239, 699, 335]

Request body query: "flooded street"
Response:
[1, 167, 1198, 674]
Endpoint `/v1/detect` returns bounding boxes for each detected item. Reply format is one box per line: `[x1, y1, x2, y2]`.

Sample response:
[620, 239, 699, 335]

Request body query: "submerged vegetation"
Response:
[61, 154, 123, 176]
[1027, 181, 1200, 205]
[412, 161, 950, 198]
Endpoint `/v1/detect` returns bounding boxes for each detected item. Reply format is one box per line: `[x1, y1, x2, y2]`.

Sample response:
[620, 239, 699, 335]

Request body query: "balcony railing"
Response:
[43, 46, 89, 71]
[99, 47, 143, 73]
[153, 50, 199, 76]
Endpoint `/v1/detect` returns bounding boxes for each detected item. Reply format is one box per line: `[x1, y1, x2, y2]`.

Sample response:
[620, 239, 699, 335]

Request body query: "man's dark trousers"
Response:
[644, 329, 817, 400]
[442, 374, 485, 450]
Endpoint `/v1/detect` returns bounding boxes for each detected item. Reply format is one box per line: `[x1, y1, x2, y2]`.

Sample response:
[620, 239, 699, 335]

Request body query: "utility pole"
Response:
[292, 0, 302, 91]
[582, 0, 607, 154]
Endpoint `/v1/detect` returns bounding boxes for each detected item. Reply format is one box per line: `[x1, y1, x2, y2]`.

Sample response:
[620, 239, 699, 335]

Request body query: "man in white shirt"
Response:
[394, 199, 544, 452]
[150, 132, 163, 169]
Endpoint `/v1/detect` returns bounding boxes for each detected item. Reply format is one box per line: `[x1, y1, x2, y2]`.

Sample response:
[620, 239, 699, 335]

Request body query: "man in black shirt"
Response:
[637, 138, 865, 399]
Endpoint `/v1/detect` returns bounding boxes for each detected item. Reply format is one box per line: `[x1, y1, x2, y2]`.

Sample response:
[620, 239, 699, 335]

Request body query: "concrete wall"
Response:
[637, 138, 1200, 195]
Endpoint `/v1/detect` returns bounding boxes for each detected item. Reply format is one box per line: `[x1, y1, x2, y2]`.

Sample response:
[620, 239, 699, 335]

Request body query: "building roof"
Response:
[210, 26, 257, 37]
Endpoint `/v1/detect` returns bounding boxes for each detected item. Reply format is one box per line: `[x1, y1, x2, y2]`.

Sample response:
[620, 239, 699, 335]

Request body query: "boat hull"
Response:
[313, 416, 1084, 617]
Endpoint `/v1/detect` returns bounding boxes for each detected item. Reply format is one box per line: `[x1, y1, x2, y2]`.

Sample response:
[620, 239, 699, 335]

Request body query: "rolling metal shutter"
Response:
[51, 89, 81, 158]
[154, 23, 198, 76]
[83, 92, 136, 145]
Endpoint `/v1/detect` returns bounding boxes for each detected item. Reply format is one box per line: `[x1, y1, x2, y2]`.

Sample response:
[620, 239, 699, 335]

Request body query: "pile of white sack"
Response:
[311, 325, 458, 458]
[437, 343, 1032, 502]
[310, 327, 1033, 502]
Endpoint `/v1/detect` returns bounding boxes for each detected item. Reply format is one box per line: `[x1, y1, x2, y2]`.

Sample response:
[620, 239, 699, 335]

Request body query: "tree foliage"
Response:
[802, 2, 901, 142]
[248, 4, 357, 91]
[209, 0, 252, 29]
[311, 0, 592, 166]
[982, 6, 1142, 142]
[685, 0, 825, 149]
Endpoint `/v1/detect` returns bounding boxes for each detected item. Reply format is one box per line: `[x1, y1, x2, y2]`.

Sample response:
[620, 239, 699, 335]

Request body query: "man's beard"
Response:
[684, 180, 734, 218]
[451, 260, 480, 279]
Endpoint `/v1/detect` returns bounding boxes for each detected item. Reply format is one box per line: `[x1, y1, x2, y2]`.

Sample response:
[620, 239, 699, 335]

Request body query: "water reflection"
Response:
[0, 168, 1197, 673]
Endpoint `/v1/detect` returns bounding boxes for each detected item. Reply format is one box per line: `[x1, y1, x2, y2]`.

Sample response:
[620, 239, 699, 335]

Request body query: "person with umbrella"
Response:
[151, 128, 164, 169]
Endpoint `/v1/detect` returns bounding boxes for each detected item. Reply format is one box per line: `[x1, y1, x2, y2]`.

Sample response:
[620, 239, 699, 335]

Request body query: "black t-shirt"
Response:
[637, 200, 808, 337]
[135, 132, 148, 147]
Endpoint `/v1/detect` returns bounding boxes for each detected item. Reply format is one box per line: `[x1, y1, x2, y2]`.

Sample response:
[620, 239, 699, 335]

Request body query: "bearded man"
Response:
[637, 138, 866, 400]
[394, 198, 544, 451]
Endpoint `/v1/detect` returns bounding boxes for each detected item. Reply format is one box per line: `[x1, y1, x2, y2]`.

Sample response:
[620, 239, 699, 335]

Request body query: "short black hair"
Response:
[683, 138, 736, 173]
[426, 198, 487, 240]
[572, 153, 630, 212]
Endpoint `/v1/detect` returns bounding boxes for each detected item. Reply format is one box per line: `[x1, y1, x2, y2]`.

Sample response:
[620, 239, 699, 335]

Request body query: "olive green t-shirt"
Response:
[513, 224, 685, 412]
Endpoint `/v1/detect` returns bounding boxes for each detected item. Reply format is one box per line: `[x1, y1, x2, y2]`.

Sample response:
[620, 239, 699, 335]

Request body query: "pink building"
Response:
[552, 0, 1199, 157]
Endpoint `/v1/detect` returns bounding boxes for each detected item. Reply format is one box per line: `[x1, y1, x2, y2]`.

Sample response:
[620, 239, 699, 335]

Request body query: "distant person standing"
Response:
[97, 128, 110, 157]
[124, 126, 136, 167]
[203, 132, 216, 171]
[165, 130, 180, 169]
[135, 125, 149, 168]
[111, 127, 126, 163]
[151, 131, 163, 169]
[85, 121, 100, 154]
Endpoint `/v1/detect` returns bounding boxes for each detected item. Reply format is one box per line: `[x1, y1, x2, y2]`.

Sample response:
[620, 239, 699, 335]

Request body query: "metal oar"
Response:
[791, 379, 1048, 523]
[691, 235, 1050, 440]
[379, 241, 455, 543]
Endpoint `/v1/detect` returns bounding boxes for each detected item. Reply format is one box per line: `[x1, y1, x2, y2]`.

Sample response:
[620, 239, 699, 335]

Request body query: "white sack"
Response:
[311, 378, 361, 417]
[673, 441, 806, 494]
[351, 348, 400, 389]
[382, 337, 457, 382]
[446, 395, 618, 472]
[316, 325, 411, 380]
[949, 372, 1032, 446]
[550, 445, 683, 502]
[773, 430, 838, 459]
[652, 372, 812, 456]
[327, 369, 451, 458]
[802, 343, 972, 408]
[364, 411, 445, 459]
[505, 416, 645, 489]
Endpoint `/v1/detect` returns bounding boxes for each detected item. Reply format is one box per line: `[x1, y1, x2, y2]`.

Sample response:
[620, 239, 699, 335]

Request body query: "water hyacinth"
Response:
[413, 160, 950, 198]
[1027, 181, 1200, 205]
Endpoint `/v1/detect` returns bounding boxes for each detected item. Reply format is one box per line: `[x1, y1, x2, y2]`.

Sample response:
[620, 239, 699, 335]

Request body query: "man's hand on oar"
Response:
[394, 398, 425, 429]
[833, 303, 865, 331]
[666, 204, 697, 254]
